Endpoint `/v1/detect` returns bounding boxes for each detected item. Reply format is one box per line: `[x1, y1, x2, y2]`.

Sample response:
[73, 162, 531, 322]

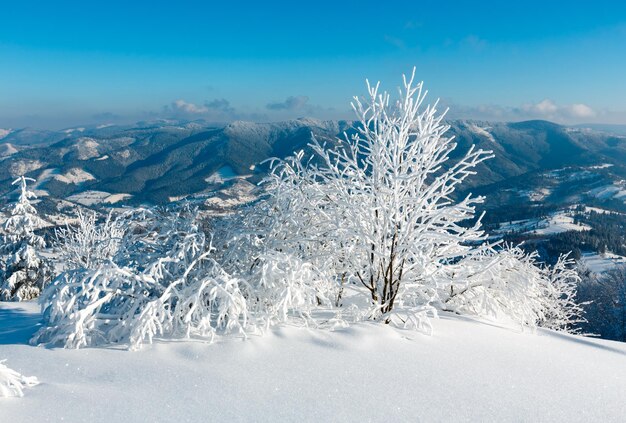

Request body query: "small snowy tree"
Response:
[441, 247, 585, 332]
[224, 70, 585, 331]
[539, 253, 586, 333]
[0, 360, 39, 398]
[33, 206, 249, 350]
[0, 177, 51, 301]
[234, 70, 494, 324]
[55, 209, 124, 271]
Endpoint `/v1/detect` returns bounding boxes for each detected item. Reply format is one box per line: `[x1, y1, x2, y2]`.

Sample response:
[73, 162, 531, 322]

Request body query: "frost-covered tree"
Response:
[539, 253, 586, 333]
[33, 206, 248, 350]
[0, 360, 39, 398]
[0, 177, 50, 301]
[55, 209, 124, 271]
[442, 247, 585, 331]
[225, 70, 585, 331]
[231, 70, 494, 323]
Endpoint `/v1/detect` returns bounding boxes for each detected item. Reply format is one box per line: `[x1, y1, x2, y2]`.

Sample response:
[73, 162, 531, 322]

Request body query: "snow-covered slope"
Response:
[0, 143, 18, 158]
[496, 210, 591, 235]
[66, 190, 132, 206]
[580, 251, 626, 273]
[1, 301, 624, 422]
[0, 128, 12, 140]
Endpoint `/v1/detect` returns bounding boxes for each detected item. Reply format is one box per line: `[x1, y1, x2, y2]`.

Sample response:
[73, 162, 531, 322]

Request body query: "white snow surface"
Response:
[35, 168, 96, 187]
[67, 191, 132, 206]
[533, 213, 591, 235]
[516, 188, 551, 202]
[1, 301, 625, 422]
[73, 138, 100, 160]
[9, 160, 44, 178]
[584, 206, 621, 215]
[497, 211, 590, 236]
[588, 163, 613, 170]
[580, 251, 626, 273]
[0, 128, 12, 140]
[587, 184, 626, 201]
[467, 123, 496, 143]
[54, 168, 96, 184]
[205, 165, 251, 184]
[63, 127, 85, 134]
[0, 143, 18, 157]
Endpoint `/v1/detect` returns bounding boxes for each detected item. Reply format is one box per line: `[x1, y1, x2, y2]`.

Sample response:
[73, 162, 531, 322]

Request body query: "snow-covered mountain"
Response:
[2, 118, 626, 207]
[4, 118, 626, 268]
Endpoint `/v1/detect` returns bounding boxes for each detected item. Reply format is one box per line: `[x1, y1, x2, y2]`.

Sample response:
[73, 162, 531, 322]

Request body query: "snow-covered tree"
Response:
[539, 253, 586, 333]
[33, 206, 249, 350]
[224, 70, 585, 331]
[442, 247, 585, 331]
[0, 360, 39, 398]
[231, 70, 494, 323]
[54, 209, 124, 271]
[0, 176, 51, 301]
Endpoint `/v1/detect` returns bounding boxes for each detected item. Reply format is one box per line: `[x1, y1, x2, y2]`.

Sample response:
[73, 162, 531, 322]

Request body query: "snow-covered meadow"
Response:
[1, 301, 625, 422]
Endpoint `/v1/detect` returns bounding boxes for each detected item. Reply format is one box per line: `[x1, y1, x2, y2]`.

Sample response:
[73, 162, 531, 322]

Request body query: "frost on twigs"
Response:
[0, 360, 39, 398]
[55, 209, 124, 271]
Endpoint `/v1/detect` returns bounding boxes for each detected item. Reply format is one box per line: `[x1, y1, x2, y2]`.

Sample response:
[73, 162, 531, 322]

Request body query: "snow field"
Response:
[1, 301, 625, 422]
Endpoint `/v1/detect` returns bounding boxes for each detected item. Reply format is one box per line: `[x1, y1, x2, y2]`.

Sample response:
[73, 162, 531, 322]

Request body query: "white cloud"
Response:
[567, 103, 596, 118]
[460, 35, 488, 51]
[171, 99, 208, 114]
[524, 99, 596, 120]
[447, 98, 598, 123]
[528, 99, 559, 115]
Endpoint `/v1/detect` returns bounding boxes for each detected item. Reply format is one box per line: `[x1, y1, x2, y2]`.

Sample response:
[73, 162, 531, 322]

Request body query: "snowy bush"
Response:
[0, 177, 51, 301]
[55, 209, 124, 271]
[223, 70, 585, 332]
[539, 254, 586, 333]
[440, 246, 585, 331]
[245, 251, 336, 327]
[33, 207, 249, 350]
[0, 360, 39, 398]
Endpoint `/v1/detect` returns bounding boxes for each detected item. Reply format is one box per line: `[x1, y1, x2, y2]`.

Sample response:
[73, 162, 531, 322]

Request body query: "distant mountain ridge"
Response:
[1, 118, 626, 208]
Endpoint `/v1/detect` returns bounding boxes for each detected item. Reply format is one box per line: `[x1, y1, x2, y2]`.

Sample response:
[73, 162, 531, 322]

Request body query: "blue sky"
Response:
[1, 0, 625, 128]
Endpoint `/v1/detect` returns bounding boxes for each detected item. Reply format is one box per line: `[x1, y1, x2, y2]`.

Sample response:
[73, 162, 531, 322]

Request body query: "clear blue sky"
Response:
[1, 0, 625, 128]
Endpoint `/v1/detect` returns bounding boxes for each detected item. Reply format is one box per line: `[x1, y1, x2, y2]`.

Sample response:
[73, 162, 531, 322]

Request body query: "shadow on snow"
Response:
[0, 303, 42, 345]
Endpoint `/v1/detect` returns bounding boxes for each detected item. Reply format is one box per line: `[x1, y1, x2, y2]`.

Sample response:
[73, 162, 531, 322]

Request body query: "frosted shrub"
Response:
[245, 251, 336, 327]
[55, 209, 124, 271]
[228, 70, 585, 332]
[539, 254, 586, 333]
[33, 207, 249, 350]
[0, 360, 39, 398]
